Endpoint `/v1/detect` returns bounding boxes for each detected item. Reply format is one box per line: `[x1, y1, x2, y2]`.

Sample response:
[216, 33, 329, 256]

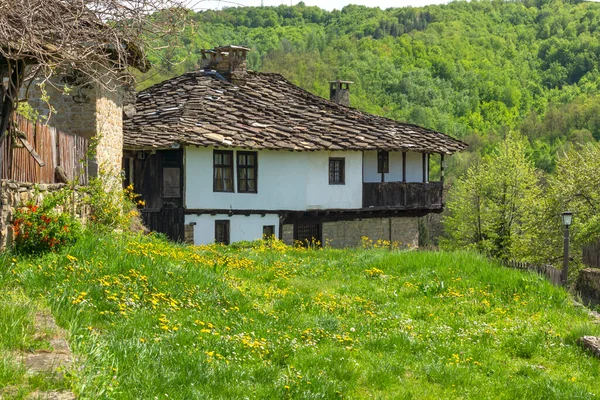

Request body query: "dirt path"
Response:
[1, 310, 76, 400]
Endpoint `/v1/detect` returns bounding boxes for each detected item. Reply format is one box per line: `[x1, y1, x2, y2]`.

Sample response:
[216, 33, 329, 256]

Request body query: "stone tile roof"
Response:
[124, 71, 467, 154]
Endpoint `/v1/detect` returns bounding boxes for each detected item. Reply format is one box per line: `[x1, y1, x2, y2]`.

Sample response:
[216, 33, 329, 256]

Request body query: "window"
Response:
[263, 225, 275, 239]
[329, 158, 345, 185]
[237, 151, 258, 193]
[377, 151, 389, 173]
[295, 223, 322, 247]
[162, 167, 181, 198]
[215, 220, 230, 245]
[213, 150, 234, 192]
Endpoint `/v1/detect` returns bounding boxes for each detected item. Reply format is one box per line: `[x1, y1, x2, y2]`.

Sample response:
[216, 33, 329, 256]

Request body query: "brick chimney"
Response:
[329, 80, 353, 106]
[201, 45, 250, 85]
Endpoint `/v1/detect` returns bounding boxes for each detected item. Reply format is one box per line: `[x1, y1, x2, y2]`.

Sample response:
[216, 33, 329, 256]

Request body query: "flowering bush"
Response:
[12, 198, 82, 254]
[82, 178, 144, 233]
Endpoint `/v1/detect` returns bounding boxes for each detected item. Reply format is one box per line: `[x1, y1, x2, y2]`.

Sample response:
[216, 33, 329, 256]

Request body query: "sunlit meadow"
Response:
[1, 232, 600, 399]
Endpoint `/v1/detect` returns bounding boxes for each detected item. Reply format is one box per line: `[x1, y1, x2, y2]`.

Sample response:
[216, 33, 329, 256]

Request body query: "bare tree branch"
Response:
[0, 0, 196, 140]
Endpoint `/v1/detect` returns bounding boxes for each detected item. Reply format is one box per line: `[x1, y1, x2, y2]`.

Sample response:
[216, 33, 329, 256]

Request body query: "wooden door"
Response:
[128, 149, 184, 241]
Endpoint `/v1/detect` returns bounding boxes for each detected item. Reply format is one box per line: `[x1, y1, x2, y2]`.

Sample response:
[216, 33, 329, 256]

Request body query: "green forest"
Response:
[139, 0, 600, 176]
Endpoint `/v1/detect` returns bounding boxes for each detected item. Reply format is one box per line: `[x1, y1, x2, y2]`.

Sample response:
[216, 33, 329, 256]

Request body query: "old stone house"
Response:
[123, 45, 466, 248]
[0, 66, 138, 250]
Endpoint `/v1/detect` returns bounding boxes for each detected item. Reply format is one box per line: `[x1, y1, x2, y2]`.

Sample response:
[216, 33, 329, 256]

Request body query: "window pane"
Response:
[329, 158, 344, 184]
[263, 225, 275, 237]
[237, 152, 257, 193]
[214, 151, 234, 192]
[215, 221, 230, 245]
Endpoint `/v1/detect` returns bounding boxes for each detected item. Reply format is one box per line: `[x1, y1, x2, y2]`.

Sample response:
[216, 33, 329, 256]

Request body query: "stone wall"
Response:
[282, 216, 419, 249]
[184, 224, 194, 245]
[323, 217, 419, 248]
[95, 84, 124, 174]
[576, 268, 600, 307]
[24, 74, 97, 139]
[24, 71, 124, 177]
[282, 224, 294, 245]
[0, 180, 69, 250]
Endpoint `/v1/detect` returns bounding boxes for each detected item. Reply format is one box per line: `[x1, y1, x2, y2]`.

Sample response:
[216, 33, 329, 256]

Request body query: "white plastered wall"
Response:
[185, 147, 363, 210]
[185, 214, 280, 245]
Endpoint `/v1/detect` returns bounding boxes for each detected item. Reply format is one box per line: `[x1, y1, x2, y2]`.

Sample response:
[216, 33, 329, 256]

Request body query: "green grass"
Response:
[0, 274, 71, 398]
[1, 232, 600, 399]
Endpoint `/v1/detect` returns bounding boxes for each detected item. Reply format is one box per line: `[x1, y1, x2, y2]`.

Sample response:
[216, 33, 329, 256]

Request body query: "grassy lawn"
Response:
[1, 232, 600, 399]
[0, 286, 72, 398]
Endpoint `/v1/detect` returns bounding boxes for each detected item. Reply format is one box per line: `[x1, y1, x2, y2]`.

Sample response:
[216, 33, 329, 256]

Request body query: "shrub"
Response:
[82, 178, 144, 233]
[12, 192, 82, 254]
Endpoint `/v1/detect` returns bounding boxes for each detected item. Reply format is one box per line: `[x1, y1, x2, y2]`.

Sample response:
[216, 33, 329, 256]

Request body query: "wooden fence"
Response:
[503, 260, 562, 286]
[0, 115, 89, 184]
[583, 240, 600, 268]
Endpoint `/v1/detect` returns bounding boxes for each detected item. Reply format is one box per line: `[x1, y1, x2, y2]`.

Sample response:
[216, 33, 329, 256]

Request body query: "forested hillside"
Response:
[139, 0, 600, 174]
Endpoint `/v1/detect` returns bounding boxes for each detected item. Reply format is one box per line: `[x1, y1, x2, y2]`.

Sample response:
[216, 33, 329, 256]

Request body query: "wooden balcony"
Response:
[362, 181, 443, 210]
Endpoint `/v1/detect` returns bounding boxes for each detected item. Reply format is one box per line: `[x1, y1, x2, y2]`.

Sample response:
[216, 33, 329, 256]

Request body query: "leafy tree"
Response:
[442, 134, 541, 260]
[519, 143, 600, 267]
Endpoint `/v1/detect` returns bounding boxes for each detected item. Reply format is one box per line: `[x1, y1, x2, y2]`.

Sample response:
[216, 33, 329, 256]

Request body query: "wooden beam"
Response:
[427, 153, 430, 183]
[422, 153, 426, 183]
[440, 154, 445, 204]
[402, 151, 407, 206]
[402, 151, 406, 183]
[19, 137, 45, 167]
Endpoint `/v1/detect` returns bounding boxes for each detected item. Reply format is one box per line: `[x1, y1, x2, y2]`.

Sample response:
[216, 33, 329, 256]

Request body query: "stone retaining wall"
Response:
[576, 268, 600, 307]
[0, 180, 86, 250]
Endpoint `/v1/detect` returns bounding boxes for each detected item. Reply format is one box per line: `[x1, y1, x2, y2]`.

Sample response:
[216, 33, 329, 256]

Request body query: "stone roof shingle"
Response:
[124, 70, 467, 154]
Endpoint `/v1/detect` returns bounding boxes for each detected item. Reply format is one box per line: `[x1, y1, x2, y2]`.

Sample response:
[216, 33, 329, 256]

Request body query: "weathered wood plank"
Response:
[362, 182, 443, 209]
[1, 114, 89, 184]
[19, 137, 45, 167]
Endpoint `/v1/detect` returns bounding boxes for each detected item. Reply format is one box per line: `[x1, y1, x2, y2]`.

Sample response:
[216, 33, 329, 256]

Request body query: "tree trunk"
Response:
[0, 59, 25, 173]
[0, 60, 24, 140]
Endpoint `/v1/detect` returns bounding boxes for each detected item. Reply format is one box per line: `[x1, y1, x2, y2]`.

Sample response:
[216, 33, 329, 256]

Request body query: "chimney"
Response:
[329, 80, 353, 106]
[201, 45, 250, 85]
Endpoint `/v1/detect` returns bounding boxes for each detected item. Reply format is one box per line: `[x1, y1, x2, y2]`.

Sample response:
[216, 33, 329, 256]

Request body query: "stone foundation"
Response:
[184, 224, 194, 245]
[282, 224, 294, 245]
[323, 217, 419, 248]
[282, 217, 419, 249]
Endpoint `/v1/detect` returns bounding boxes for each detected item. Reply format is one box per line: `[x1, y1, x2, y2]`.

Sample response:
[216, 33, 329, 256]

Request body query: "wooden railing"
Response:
[362, 181, 443, 209]
[0, 114, 89, 184]
[503, 259, 562, 286]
